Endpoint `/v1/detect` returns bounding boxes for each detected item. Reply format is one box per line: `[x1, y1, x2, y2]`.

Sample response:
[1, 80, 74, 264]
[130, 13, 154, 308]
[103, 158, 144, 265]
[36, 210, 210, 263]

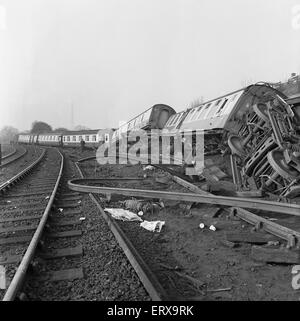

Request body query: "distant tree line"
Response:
[0, 126, 19, 143]
[30, 121, 90, 134]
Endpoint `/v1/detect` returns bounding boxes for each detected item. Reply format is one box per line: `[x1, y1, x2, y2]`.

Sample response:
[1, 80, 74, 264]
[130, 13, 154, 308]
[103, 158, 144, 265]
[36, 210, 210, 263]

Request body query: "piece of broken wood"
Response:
[251, 245, 300, 264]
[226, 232, 278, 245]
[175, 271, 205, 288]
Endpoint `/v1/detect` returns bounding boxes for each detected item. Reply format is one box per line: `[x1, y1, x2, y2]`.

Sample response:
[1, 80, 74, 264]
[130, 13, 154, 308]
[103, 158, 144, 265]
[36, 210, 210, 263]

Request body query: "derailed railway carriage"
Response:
[111, 104, 176, 144]
[168, 83, 300, 199]
[18, 83, 300, 199]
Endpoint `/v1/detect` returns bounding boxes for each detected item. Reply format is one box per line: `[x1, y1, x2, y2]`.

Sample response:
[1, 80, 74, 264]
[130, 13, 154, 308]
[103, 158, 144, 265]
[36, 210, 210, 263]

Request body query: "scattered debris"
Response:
[123, 199, 163, 214]
[58, 208, 63, 212]
[79, 217, 86, 221]
[207, 287, 232, 292]
[266, 241, 280, 246]
[140, 220, 165, 232]
[209, 225, 217, 231]
[155, 176, 171, 184]
[143, 165, 154, 171]
[219, 239, 237, 248]
[105, 208, 143, 222]
[199, 223, 205, 229]
[158, 263, 182, 271]
[225, 232, 278, 245]
[175, 271, 205, 288]
[138, 211, 143, 216]
[251, 245, 300, 264]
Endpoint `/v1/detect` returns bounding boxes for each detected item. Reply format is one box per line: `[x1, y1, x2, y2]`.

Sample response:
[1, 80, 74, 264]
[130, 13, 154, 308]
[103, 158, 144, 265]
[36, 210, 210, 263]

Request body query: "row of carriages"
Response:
[18, 84, 300, 153]
[18, 129, 111, 148]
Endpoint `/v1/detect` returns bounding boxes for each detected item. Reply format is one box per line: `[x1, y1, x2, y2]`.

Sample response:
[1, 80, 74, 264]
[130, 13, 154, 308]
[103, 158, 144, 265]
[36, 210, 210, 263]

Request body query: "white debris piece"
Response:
[45, 196, 50, 200]
[140, 220, 165, 232]
[79, 217, 86, 221]
[58, 208, 63, 212]
[199, 223, 205, 229]
[143, 165, 154, 171]
[138, 211, 144, 216]
[7, 200, 11, 203]
[78, 200, 82, 204]
[105, 208, 143, 222]
[209, 225, 217, 231]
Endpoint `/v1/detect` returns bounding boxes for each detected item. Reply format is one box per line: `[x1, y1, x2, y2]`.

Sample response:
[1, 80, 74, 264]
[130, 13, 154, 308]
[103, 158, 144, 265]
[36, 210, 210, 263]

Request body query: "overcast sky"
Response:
[0, 0, 300, 131]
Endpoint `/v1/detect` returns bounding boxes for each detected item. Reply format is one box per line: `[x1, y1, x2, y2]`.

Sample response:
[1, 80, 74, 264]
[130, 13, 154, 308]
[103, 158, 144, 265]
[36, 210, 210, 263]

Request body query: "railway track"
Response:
[0, 147, 87, 301]
[69, 154, 300, 300]
[74, 160, 168, 300]
[0, 145, 27, 168]
[1, 146, 17, 161]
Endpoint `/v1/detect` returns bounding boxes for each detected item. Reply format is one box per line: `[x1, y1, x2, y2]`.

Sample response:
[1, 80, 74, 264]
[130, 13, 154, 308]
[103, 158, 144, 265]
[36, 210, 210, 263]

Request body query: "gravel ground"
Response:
[22, 149, 150, 301]
[0, 148, 61, 300]
[1, 144, 15, 157]
[0, 145, 44, 185]
[66, 147, 300, 301]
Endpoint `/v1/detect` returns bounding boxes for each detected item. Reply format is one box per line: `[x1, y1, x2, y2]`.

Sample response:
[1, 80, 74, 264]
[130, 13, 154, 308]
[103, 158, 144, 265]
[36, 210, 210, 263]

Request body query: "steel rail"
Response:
[1, 147, 17, 160]
[74, 162, 169, 301]
[2, 148, 64, 301]
[68, 178, 300, 216]
[77, 153, 184, 166]
[75, 152, 300, 245]
[0, 145, 28, 168]
[170, 175, 300, 246]
[0, 148, 46, 193]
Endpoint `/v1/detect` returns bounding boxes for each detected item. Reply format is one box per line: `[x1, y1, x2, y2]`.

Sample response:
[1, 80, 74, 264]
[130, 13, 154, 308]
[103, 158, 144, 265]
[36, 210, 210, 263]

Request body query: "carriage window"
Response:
[171, 115, 179, 126]
[191, 106, 203, 121]
[105, 134, 109, 143]
[166, 115, 175, 126]
[73, 136, 76, 141]
[92, 135, 96, 141]
[215, 99, 222, 106]
[85, 135, 89, 141]
[79, 136, 82, 141]
[216, 99, 228, 115]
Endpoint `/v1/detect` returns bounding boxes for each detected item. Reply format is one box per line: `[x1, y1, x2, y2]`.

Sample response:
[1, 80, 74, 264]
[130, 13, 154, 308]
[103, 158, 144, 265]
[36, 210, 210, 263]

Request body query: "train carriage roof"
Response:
[62, 129, 100, 135]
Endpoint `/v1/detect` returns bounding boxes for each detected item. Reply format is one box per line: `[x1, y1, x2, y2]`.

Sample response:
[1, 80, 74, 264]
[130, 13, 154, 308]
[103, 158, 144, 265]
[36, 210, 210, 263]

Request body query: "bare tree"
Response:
[31, 121, 52, 133]
[0, 126, 19, 143]
[74, 125, 91, 131]
[188, 96, 204, 109]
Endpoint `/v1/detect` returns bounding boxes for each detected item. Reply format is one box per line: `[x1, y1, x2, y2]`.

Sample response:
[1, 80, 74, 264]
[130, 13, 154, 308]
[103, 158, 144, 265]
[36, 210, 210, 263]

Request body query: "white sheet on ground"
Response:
[140, 220, 165, 232]
[104, 208, 143, 222]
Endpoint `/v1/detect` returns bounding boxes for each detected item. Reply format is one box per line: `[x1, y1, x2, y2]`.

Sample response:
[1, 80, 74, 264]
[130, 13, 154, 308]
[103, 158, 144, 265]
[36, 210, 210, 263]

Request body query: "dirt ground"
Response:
[66, 147, 300, 301]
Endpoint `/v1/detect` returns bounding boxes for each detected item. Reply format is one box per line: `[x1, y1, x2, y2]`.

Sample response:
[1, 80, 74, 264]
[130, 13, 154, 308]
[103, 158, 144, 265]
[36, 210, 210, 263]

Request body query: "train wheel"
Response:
[267, 149, 300, 181]
[253, 103, 269, 123]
